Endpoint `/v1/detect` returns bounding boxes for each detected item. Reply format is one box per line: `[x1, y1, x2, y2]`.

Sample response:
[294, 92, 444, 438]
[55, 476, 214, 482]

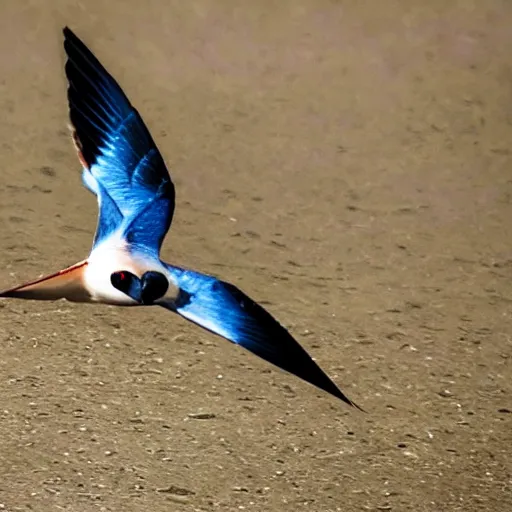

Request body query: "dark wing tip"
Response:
[63, 26, 74, 38]
[220, 281, 364, 410]
[63, 27, 96, 64]
[334, 389, 365, 412]
[62, 26, 129, 169]
[63, 26, 94, 55]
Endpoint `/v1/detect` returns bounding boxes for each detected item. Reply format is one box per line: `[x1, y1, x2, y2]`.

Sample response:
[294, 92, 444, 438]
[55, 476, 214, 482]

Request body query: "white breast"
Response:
[84, 243, 161, 306]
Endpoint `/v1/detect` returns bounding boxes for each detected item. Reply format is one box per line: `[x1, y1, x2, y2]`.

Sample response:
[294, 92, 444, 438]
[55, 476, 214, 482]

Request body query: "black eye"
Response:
[140, 271, 169, 304]
[111, 270, 136, 292]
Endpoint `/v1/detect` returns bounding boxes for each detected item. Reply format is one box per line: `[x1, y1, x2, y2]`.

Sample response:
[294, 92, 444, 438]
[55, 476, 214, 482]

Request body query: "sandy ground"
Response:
[0, 1, 511, 511]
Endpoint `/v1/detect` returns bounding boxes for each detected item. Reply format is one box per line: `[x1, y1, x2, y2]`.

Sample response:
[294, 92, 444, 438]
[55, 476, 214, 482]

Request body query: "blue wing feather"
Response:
[123, 194, 172, 253]
[63, 27, 175, 253]
[93, 181, 123, 248]
[162, 265, 362, 409]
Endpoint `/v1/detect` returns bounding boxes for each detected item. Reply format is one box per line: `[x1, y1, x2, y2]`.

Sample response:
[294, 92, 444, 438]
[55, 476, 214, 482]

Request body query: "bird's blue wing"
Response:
[93, 179, 124, 248]
[161, 265, 362, 409]
[63, 27, 175, 253]
[122, 195, 172, 254]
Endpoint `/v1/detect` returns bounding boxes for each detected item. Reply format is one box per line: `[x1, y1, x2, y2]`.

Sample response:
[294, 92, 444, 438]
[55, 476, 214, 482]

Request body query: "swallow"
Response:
[0, 27, 362, 410]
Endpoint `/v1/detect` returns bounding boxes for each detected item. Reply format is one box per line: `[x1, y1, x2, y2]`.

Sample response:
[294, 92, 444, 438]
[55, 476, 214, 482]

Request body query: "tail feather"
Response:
[0, 261, 90, 302]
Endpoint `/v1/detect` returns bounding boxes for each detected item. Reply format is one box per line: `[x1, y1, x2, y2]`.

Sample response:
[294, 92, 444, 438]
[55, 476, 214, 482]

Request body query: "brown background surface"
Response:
[0, 1, 511, 511]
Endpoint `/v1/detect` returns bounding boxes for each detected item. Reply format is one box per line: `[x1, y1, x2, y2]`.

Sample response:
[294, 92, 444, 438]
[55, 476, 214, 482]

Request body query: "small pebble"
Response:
[187, 413, 216, 420]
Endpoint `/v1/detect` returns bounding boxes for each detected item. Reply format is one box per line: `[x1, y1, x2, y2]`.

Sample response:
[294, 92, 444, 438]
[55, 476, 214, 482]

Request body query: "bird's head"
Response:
[111, 270, 168, 305]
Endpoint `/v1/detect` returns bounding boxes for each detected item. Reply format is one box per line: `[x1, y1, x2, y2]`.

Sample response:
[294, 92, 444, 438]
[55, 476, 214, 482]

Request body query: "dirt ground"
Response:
[0, 1, 511, 511]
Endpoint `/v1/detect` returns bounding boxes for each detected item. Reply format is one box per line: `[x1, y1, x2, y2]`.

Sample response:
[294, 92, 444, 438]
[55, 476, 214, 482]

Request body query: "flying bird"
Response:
[0, 27, 361, 410]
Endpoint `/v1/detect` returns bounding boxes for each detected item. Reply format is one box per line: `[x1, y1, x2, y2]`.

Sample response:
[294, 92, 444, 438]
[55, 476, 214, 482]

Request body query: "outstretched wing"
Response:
[161, 265, 362, 409]
[63, 27, 175, 253]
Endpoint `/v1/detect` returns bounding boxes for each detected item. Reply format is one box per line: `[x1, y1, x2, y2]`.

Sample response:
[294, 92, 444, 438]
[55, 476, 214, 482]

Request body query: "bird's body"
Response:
[0, 27, 362, 410]
[84, 242, 178, 305]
